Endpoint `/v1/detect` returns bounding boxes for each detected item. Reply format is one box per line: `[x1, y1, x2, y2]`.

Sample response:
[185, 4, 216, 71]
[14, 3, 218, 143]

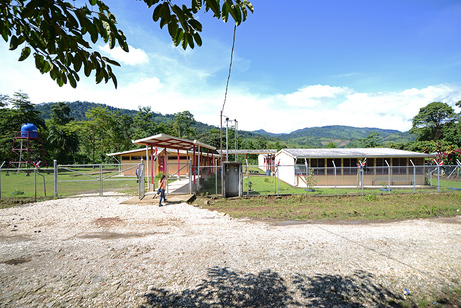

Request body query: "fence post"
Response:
[215, 163, 218, 196]
[34, 168, 37, 201]
[54, 160, 58, 198]
[410, 159, 416, 193]
[385, 160, 391, 193]
[99, 164, 103, 196]
[189, 162, 192, 194]
[305, 160, 309, 195]
[332, 160, 337, 195]
[437, 164, 440, 192]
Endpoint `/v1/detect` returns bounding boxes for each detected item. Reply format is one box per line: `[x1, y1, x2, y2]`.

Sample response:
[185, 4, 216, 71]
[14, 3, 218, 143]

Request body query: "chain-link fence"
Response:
[54, 162, 140, 197]
[0, 161, 141, 200]
[233, 163, 461, 196]
[2, 161, 460, 200]
[0, 167, 50, 201]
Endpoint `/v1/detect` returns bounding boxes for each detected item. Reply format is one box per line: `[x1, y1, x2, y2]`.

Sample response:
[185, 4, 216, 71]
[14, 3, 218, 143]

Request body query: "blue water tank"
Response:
[21, 123, 38, 138]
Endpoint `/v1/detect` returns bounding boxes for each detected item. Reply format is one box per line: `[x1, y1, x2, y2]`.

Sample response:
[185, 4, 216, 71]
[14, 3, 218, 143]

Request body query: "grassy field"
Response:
[199, 192, 461, 222]
[0, 166, 139, 202]
[242, 173, 461, 196]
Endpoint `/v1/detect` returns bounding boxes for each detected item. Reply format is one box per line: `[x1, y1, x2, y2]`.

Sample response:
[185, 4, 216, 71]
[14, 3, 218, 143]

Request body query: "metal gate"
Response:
[138, 162, 145, 199]
[53, 160, 140, 198]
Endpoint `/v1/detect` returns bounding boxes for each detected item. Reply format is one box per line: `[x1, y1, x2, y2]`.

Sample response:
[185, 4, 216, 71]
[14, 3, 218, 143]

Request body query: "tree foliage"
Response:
[0, 0, 254, 88]
[172, 110, 197, 138]
[359, 132, 382, 148]
[410, 102, 456, 141]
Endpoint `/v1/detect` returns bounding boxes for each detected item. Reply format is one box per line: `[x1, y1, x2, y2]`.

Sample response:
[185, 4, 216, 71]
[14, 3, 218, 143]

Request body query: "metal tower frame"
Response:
[7, 131, 48, 172]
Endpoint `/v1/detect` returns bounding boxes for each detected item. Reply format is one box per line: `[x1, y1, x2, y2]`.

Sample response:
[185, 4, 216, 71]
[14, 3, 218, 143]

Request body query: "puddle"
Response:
[93, 216, 124, 227]
[77, 231, 163, 240]
[1, 257, 31, 265]
[0, 235, 33, 243]
[271, 220, 308, 226]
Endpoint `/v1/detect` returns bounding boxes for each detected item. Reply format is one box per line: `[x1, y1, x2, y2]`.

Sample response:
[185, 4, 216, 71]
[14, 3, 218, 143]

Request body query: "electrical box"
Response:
[223, 161, 242, 198]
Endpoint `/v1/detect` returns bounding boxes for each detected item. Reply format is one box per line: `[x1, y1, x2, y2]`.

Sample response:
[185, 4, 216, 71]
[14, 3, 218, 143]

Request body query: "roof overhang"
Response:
[132, 134, 216, 151]
[218, 149, 277, 155]
[277, 148, 436, 159]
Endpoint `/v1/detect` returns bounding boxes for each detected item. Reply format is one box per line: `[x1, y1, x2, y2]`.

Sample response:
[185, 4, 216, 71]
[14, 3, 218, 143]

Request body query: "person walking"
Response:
[158, 174, 168, 206]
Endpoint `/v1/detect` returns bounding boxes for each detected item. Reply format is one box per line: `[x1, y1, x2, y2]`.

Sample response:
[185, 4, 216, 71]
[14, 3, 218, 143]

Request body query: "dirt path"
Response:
[1, 196, 460, 307]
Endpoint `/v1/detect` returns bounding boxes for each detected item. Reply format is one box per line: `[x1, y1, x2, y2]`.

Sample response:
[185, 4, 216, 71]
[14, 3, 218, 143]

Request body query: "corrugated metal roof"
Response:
[132, 133, 216, 151]
[107, 147, 220, 157]
[280, 148, 435, 159]
[218, 149, 277, 155]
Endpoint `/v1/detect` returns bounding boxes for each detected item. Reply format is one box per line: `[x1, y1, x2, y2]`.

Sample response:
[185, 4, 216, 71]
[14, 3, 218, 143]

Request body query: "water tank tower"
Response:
[7, 123, 48, 172]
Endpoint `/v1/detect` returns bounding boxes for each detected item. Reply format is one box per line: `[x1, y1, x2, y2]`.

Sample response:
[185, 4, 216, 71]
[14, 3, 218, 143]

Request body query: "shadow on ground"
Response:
[141, 267, 403, 307]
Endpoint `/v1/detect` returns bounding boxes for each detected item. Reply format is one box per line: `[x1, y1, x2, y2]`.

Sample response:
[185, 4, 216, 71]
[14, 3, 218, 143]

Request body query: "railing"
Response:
[2, 161, 460, 200]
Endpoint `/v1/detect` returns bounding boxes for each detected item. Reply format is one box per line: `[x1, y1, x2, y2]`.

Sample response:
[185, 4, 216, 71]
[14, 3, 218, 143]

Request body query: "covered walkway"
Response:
[132, 134, 217, 198]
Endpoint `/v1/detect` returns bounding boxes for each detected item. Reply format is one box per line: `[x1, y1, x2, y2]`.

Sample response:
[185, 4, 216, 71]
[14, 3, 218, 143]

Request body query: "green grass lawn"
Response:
[0, 166, 139, 201]
[201, 173, 461, 222]
[243, 174, 461, 196]
[200, 191, 461, 222]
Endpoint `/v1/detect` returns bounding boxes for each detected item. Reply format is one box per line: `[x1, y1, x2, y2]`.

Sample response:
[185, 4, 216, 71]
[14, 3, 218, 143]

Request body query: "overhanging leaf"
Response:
[18, 46, 31, 61]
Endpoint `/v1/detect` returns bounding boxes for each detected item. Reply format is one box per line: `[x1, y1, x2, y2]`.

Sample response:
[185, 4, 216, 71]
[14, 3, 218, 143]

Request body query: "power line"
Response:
[221, 24, 237, 114]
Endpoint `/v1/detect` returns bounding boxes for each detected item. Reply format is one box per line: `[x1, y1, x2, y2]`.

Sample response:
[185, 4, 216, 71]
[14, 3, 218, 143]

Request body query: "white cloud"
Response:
[99, 45, 149, 66]
[1, 39, 460, 136]
[283, 84, 352, 108]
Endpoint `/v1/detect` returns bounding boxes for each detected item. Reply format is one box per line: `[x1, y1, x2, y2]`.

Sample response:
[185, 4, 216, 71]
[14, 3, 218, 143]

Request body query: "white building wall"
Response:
[257, 154, 266, 171]
[276, 150, 296, 186]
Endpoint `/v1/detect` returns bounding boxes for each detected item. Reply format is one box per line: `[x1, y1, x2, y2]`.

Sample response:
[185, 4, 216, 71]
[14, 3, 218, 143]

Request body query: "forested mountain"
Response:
[35, 101, 275, 139]
[35, 101, 138, 120]
[36, 102, 414, 146]
[253, 125, 416, 148]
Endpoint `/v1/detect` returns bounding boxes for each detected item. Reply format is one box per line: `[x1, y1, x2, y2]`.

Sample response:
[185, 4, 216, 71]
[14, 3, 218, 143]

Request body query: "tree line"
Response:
[1, 92, 460, 166]
[355, 101, 461, 165]
[0, 91, 273, 165]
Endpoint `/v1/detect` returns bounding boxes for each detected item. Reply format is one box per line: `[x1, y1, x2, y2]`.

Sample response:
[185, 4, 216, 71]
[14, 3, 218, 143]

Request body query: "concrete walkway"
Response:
[122, 177, 194, 205]
[166, 177, 191, 195]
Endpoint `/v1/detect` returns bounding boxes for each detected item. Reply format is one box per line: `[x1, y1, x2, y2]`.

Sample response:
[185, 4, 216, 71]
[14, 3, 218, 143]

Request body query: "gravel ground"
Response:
[0, 196, 460, 307]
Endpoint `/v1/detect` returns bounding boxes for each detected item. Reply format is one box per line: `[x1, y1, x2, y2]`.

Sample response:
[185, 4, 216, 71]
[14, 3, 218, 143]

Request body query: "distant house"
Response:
[218, 149, 277, 173]
[274, 148, 435, 187]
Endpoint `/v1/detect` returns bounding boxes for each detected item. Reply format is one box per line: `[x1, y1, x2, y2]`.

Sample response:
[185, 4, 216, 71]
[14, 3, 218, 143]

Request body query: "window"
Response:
[327, 159, 341, 175]
[310, 158, 325, 175]
[393, 157, 407, 175]
[412, 157, 425, 175]
[295, 159, 307, 176]
[168, 156, 188, 160]
[375, 158, 390, 175]
[342, 158, 357, 175]
[122, 156, 130, 161]
[363, 158, 374, 175]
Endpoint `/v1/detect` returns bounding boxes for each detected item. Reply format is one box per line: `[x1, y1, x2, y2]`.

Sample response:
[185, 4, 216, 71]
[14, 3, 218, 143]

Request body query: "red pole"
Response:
[193, 146, 196, 184]
[150, 145, 154, 187]
[164, 147, 167, 177]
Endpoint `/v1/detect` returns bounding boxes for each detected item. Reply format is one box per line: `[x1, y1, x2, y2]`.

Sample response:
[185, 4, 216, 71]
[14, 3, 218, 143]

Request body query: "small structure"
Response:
[7, 123, 48, 171]
[107, 148, 220, 177]
[130, 134, 218, 191]
[223, 161, 243, 197]
[275, 148, 435, 187]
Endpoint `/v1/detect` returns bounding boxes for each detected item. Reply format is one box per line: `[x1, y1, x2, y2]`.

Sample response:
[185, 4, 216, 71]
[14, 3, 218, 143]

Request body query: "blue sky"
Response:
[1, 0, 461, 133]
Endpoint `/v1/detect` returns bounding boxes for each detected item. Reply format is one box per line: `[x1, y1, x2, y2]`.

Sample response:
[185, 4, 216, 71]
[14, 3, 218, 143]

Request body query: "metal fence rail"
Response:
[236, 163, 461, 197]
[1, 161, 460, 200]
[0, 167, 48, 201]
[54, 160, 141, 197]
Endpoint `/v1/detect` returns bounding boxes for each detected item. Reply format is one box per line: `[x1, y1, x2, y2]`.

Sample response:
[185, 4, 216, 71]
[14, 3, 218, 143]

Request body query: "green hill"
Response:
[35, 102, 415, 148]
